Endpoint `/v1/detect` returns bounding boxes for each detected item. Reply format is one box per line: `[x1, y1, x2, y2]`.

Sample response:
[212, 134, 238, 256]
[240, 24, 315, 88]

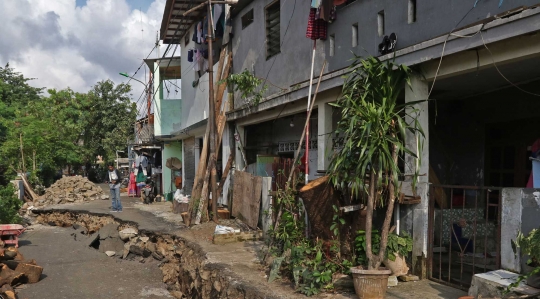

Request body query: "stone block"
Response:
[468, 270, 540, 298]
[388, 275, 398, 287]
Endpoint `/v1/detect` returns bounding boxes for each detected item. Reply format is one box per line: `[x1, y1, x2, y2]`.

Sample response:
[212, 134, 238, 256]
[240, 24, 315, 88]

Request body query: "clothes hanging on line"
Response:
[212, 4, 223, 30]
[316, 0, 332, 22]
[187, 49, 194, 62]
[306, 8, 327, 40]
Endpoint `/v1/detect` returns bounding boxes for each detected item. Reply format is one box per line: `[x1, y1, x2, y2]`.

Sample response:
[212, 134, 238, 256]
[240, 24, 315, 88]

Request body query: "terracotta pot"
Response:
[351, 266, 392, 299]
[383, 252, 409, 276]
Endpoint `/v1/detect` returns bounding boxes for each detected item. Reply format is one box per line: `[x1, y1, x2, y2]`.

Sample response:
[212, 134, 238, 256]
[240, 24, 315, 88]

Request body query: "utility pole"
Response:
[207, 1, 219, 223]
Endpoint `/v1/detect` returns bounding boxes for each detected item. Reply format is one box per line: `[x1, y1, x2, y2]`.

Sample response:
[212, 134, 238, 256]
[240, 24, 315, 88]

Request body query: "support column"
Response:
[234, 125, 246, 171]
[404, 74, 429, 278]
[317, 103, 333, 172]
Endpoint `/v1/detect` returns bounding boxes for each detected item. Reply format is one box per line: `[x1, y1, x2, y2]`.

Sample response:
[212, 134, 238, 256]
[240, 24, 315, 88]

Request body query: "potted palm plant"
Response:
[329, 56, 424, 299]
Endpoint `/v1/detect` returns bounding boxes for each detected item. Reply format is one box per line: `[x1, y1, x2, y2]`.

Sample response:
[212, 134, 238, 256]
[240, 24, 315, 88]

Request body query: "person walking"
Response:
[107, 163, 123, 212]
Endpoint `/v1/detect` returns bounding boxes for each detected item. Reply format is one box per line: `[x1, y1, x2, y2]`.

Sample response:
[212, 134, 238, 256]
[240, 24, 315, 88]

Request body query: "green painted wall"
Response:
[159, 99, 182, 135]
[163, 141, 183, 198]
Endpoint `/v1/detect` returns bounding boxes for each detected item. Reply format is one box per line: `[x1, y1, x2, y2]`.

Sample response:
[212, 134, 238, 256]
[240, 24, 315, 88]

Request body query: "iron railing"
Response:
[427, 185, 502, 290]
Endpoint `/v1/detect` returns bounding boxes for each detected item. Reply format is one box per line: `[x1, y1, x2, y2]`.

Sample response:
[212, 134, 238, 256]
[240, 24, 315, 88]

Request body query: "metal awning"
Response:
[160, 0, 206, 44]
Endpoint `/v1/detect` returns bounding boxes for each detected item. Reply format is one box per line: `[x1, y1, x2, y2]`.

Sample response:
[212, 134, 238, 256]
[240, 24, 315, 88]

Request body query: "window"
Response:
[242, 9, 254, 29]
[408, 0, 416, 23]
[329, 34, 335, 57]
[352, 23, 358, 47]
[266, 1, 280, 59]
[377, 11, 385, 36]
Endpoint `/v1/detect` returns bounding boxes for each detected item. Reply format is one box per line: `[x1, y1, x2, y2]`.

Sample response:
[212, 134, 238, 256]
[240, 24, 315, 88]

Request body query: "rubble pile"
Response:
[0, 247, 44, 299]
[34, 176, 108, 207]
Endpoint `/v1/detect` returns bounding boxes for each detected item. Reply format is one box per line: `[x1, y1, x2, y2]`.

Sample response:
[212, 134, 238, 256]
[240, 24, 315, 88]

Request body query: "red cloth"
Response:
[306, 8, 327, 40]
[526, 139, 540, 187]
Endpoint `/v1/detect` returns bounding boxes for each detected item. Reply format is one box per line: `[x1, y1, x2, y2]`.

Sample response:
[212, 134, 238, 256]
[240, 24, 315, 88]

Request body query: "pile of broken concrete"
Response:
[0, 247, 44, 299]
[34, 176, 108, 207]
[85, 224, 165, 262]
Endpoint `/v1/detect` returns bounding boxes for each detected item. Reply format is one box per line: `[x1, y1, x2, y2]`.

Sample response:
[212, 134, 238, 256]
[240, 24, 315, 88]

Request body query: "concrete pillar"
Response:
[404, 74, 429, 278]
[405, 74, 429, 182]
[235, 125, 246, 171]
[317, 103, 333, 172]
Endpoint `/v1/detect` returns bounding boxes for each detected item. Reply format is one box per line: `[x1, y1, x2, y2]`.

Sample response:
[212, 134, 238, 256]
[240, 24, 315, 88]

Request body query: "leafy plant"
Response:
[355, 230, 412, 266]
[0, 184, 22, 224]
[506, 229, 540, 292]
[328, 56, 424, 270]
[221, 69, 268, 107]
[268, 187, 351, 296]
[330, 205, 345, 237]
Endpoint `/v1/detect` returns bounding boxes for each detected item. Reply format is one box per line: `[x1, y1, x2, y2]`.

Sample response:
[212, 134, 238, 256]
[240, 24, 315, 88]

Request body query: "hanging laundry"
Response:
[316, 0, 332, 21]
[329, 6, 337, 23]
[203, 16, 209, 42]
[187, 49, 194, 62]
[197, 21, 203, 44]
[194, 50, 201, 72]
[306, 8, 327, 40]
[213, 4, 223, 30]
[311, 0, 321, 9]
[222, 17, 233, 45]
[192, 25, 200, 44]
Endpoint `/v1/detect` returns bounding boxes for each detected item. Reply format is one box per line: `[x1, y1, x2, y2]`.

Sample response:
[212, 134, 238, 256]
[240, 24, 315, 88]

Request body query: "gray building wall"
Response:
[230, 0, 539, 104]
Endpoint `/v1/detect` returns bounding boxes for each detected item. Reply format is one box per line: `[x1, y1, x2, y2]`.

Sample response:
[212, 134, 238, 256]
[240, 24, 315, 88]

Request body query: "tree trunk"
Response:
[377, 140, 399, 266]
[366, 168, 377, 270]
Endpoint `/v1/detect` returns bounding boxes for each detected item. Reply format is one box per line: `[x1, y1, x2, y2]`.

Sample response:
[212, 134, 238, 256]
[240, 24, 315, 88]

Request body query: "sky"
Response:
[0, 0, 169, 111]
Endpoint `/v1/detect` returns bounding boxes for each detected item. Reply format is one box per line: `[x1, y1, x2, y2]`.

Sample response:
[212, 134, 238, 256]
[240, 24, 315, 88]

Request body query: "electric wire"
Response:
[428, 5, 478, 98]
[479, 31, 540, 97]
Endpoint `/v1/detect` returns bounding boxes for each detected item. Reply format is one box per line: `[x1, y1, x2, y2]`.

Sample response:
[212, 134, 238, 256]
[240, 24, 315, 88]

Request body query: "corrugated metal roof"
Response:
[160, 0, 206, 44]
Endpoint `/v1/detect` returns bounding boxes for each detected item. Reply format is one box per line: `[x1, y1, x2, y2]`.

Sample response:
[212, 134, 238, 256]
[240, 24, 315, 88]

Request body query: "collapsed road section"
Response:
[32, 210, 277, 299]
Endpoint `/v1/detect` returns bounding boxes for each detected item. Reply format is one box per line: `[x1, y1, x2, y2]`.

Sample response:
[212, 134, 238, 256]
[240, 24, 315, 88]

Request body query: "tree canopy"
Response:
[0, 64, 137, 185]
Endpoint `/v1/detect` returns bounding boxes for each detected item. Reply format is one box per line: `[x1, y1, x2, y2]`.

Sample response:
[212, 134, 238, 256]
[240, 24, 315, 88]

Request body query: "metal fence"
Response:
[427, 185, 502, 290]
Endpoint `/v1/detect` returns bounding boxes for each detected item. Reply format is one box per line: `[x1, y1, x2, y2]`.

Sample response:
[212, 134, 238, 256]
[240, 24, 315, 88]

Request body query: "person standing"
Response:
[107, 163, 123, 212]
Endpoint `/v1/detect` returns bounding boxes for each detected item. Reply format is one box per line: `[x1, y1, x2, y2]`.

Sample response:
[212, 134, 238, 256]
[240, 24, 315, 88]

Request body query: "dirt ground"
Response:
[17, 188, 467, 299]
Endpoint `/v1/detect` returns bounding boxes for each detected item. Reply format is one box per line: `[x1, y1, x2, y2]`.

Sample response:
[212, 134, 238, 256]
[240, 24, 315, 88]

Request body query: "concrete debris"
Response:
[32, 176, 106, 208]
[105, 251, 116, 257]
[118, 228, 138, 241]
[388, 275, 399, 287]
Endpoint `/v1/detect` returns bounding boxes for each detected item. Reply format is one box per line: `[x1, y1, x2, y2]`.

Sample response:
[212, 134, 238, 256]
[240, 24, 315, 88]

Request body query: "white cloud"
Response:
[0, 0, 167, 108]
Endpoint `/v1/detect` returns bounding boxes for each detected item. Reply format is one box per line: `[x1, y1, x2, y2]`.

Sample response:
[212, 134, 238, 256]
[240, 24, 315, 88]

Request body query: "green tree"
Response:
[80, 80, 137, 164]
[0, 184, 22, 224]
[328, 56, 424, 270]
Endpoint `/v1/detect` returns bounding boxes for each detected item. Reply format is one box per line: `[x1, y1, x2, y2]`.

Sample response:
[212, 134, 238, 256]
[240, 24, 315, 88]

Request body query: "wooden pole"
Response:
[207, 2, 219, 223]
[19, 133, 25, 173]
[286, 60, 326, 184]
[272, 60, 326, 240]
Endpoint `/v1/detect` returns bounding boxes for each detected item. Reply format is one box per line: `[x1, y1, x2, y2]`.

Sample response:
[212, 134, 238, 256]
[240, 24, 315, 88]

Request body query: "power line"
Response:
[428, 4, 479, 97]
[479, 31, 540, 97]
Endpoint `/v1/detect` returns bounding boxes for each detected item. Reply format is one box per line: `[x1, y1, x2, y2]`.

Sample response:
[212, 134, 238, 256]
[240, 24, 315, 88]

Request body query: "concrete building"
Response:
[156, 0, 540, 290]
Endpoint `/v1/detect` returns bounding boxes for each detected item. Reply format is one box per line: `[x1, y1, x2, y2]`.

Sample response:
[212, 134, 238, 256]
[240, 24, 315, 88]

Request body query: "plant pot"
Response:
[350, 266, 392, 299]
[383, 252, 409, 276]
